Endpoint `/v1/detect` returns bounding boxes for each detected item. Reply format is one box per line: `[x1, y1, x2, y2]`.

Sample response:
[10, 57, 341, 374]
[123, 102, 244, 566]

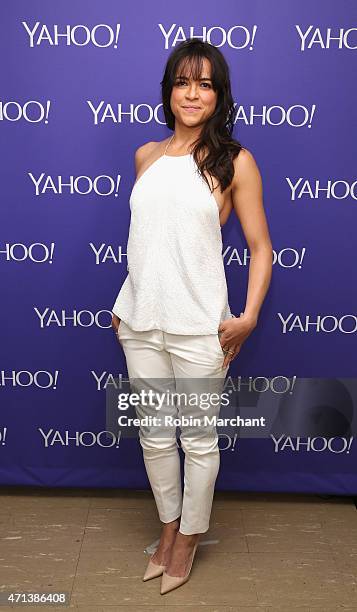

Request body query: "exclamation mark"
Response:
[249, 25, 257, 50]
[290, 375, 297, 394]
[53, 370, 59, 389]
[308, 104, 316, 128]
[346, 437, 353, 454]
[298, 247, 306, 269]
[113, 24, 121, 49]
[44, 100, 51, 124]
[115, 174, 121, 197]
[116, 431, 121, 448]
[1, 427, 7, 445]
[49, 242, 55, 264]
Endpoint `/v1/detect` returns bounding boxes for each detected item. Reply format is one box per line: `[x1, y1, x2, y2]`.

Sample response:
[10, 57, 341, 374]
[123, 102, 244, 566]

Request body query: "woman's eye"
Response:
[175, 80, 211, 88]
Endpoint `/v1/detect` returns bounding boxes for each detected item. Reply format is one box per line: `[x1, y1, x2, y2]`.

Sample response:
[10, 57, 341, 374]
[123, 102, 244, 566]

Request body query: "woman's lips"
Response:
[182, 106, 201, 113]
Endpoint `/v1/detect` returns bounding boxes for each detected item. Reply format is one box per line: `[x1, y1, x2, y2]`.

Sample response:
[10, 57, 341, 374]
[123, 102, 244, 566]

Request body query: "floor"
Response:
[0, 486, 356, 611]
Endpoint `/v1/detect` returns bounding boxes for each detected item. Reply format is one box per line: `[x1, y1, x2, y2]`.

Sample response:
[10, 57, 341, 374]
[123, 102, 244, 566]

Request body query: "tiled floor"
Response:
[0, 486, 356, 611]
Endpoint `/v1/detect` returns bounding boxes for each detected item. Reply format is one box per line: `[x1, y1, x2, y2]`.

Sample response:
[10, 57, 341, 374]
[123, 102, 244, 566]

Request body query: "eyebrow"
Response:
[175, 76, 212, 82]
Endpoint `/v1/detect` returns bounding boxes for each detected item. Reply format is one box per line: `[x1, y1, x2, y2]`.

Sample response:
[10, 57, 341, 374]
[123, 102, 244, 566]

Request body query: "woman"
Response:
[111, 38, 273, 594]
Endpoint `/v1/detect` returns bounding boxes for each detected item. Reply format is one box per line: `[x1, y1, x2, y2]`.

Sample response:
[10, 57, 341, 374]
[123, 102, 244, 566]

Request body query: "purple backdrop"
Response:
[1, 1, 357, 493]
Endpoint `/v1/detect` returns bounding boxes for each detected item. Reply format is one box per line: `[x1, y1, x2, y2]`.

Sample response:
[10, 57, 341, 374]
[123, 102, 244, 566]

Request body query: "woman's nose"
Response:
[186, 84, 199, 98]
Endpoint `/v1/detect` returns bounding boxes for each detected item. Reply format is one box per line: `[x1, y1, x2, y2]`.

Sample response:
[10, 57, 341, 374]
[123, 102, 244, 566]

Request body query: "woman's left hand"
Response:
[218, 313, 257, 368]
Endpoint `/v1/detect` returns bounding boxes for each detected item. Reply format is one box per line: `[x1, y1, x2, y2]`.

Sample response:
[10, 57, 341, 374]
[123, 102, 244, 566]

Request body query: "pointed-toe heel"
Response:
[160, 541, 198, 595]
[143, 554, 166, 581]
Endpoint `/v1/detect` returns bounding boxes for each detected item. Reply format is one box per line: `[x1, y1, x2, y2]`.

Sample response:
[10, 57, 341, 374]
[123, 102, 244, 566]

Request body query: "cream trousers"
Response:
[117, 319, 229, 535]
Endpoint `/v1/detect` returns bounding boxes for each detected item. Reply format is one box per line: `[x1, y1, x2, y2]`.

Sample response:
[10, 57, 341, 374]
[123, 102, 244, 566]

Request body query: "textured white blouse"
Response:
[112, 147, 234, 335]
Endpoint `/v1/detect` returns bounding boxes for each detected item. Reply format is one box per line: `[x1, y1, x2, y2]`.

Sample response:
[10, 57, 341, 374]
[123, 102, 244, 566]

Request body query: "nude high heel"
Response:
[142, 553, 166, 581]
[160, 541, 199, 595]
[144, 518, 181, 581]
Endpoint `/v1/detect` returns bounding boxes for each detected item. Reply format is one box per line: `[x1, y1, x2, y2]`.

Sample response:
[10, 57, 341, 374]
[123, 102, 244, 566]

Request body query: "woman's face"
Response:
[170, 57, 217, 127]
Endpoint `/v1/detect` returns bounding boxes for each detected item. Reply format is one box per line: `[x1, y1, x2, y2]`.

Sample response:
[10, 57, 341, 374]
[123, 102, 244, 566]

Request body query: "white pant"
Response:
[117, 320, 229, 535]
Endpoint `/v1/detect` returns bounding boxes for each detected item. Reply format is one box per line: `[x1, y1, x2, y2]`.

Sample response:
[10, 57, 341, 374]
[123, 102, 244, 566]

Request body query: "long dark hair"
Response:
[160, 38, 244, 194]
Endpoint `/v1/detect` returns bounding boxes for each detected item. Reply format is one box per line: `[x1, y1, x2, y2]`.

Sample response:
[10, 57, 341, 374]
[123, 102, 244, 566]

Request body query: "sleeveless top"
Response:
[111, 136, 234, 335]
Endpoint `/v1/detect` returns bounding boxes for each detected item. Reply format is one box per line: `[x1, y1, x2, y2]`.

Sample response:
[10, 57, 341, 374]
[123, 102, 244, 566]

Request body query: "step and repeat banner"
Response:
[1, 2, 357, 493]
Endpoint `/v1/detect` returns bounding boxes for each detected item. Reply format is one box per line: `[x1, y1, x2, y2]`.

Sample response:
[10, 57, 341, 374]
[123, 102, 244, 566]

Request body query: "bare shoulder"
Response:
[133, 139, 168, 170]
[134, 140, 157, 163]
[232, 147, 262, 190]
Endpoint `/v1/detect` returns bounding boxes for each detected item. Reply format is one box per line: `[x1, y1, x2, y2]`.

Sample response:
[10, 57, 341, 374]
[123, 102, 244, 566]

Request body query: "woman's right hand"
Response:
[111, 314, 121, 338]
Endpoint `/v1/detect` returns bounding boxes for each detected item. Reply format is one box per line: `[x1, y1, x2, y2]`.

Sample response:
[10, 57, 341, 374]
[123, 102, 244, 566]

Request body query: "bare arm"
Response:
[231, 148, 273, 327]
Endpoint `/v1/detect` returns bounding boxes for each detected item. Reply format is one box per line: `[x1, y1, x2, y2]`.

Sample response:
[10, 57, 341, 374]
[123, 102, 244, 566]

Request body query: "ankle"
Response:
[163, 517, 180, 533]
[177, 531, 200, 545]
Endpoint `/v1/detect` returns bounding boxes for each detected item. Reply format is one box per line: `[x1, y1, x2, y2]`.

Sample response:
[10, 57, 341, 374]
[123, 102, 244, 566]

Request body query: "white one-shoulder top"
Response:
[111, 136, 234, 335]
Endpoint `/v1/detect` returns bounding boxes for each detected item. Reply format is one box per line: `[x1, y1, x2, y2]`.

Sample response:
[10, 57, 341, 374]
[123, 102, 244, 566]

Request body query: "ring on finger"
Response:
[225, 347, 234, 355]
